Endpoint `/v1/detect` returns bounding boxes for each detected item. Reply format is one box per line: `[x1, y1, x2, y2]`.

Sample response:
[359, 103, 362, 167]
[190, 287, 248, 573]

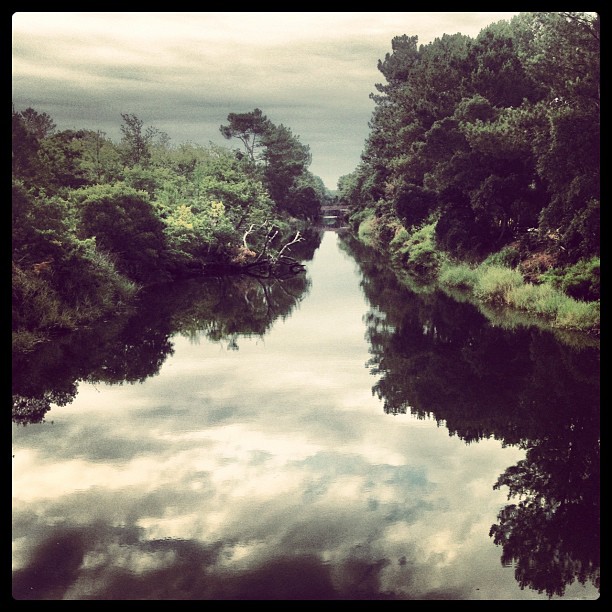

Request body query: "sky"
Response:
[12, 12, 520, 190]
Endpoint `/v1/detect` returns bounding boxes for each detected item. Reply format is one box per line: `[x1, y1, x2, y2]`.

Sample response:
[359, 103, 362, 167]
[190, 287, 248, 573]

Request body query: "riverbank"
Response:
[353, 216, 600, 342]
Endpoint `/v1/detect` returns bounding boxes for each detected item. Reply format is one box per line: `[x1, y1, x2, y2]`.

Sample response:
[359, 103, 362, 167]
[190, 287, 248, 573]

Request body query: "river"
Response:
[12, 230, 600, 600]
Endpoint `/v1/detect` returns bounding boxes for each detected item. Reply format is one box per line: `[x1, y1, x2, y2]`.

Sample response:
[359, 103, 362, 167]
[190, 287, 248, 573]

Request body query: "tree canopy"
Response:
[220, 109, 316, 216]
[339, 12, 599, 282]
[12, 106, 328, 352]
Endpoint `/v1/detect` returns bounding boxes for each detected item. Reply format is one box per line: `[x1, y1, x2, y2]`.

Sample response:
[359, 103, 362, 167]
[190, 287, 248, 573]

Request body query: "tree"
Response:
[393, 183, 436, 229]
[19, 107, 56, 139]
[78, 130, 123, 183]
[464, 26, 543, 108]
[76, 184, 169, 283]
[220, 108, 271, 162]
[220, 109, 314, 216]
[12, 110, 40, 180]
[120, 113, 153, 166]
[37, 130, 93, 190]
[511, 12, 600, 262]
[261, 123, 312, 211]
[286, 185, 320, 221]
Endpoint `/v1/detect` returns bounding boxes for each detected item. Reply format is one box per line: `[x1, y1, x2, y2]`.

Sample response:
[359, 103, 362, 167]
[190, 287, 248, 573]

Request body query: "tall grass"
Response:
[438, 262, 478, 290]
[473, 266, 524, 305]
[439, 260, 599, 333]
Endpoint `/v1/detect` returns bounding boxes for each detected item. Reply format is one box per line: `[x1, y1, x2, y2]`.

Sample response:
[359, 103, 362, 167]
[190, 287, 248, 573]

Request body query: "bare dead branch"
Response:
[242, 224, 257, 250]
[273, 231, 303, 262]
[255, 229, 278, 262]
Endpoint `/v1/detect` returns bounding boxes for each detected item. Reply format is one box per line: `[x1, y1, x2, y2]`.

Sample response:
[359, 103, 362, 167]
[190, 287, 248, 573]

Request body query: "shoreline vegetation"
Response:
[12, 107, 333, 353]
[352, 213, 599, 342]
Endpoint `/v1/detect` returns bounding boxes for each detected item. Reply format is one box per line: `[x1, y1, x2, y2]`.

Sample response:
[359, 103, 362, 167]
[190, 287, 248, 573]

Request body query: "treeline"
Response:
[12, 107, 330, 351]
[338, 12, 599, 325]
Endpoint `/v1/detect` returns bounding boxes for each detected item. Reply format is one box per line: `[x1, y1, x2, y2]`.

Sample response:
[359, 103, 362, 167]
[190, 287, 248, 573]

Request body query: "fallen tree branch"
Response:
[210, 225, 306, 279]
[271, 231, 303, 263]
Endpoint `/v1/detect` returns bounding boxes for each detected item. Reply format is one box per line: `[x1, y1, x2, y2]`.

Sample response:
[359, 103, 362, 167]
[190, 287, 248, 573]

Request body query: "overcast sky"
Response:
[12, 12, 520, 189]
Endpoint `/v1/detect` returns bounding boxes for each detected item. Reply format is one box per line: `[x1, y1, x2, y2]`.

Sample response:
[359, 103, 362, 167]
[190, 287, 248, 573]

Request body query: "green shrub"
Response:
[350, 209, 373, 234]
[12, 239, 139, 351]
[12, 263, 72, 332]
[76, 183, 169, 283]
[389, 222, 440, 278]
[406, 223, 440, 276]
[482, 245, 522, 268]
[357, 212, 378, 246]
[541, 256, 600, 301]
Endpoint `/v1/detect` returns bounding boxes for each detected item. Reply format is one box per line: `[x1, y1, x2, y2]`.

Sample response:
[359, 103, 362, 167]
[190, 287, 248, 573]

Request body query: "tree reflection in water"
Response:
[12, 271, 311, 426]
[13, 232, 599, 599]
[341, 235, 600, 599]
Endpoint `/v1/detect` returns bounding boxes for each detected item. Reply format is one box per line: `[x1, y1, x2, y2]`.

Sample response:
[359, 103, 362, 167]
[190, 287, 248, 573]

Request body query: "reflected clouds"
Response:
[13, 233, 598, 599]
[13, 403, 527, 599]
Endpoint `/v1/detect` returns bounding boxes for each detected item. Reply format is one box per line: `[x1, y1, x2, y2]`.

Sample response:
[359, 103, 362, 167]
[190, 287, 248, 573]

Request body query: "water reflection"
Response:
[12, 231, 599, 600]
[341, 235, 600, 598]
[12, 271, 312, 426]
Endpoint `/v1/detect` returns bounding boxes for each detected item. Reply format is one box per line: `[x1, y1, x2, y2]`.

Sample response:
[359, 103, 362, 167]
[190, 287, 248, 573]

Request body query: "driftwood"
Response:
[202, 225, 306, 279]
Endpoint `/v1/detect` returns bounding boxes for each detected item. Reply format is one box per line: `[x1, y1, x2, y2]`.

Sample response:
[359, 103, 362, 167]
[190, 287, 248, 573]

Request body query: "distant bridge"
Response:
[320, 205, 350, 216]
[319, 205, 350, 230]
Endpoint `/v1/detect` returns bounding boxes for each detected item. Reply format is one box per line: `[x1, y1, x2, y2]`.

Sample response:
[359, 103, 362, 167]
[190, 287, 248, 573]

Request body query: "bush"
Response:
[357, 211, 378, 246]
[12, 239, 138, 352]
[389, 221, 441, 279]
[76, 183, 169, 283]
[52, 240, 138, 312]
[541, 257, 600, 301]
[482, 245, 522, 268]
[349, 208, 373, 233]
[12, 262, 68, 332]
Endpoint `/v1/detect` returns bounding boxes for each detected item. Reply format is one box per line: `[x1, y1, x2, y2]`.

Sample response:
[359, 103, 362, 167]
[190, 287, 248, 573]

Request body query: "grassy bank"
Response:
[439, 261, 599, 334]
[355, 213, 600, 337]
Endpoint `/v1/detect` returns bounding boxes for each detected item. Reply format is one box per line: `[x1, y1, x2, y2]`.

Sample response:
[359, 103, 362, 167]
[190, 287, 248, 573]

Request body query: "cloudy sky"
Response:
[12, 12, 519, 189]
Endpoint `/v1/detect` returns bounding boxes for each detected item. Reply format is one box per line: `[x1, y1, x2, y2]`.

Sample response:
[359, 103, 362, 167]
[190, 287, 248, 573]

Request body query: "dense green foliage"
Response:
[338, 12, 599, 327]
[220, 108, 330, 219]
[12, 107, 328, 351]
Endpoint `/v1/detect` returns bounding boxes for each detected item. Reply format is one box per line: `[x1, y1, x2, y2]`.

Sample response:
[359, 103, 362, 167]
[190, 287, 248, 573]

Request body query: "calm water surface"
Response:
[12, 231, 600, 600]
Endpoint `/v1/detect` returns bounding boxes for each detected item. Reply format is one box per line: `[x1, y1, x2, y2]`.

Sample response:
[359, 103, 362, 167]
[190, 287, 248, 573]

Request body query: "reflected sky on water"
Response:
[12, 232, 599, 600]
